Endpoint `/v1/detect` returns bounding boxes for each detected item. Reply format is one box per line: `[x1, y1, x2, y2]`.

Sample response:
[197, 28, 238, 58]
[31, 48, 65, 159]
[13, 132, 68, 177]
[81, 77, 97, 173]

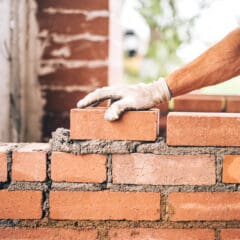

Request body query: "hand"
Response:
[77, 78, 171, 121]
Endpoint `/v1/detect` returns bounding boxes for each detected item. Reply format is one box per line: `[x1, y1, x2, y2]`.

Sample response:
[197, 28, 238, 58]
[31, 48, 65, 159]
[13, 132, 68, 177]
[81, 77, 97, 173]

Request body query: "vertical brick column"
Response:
[36, 0, 111, 140]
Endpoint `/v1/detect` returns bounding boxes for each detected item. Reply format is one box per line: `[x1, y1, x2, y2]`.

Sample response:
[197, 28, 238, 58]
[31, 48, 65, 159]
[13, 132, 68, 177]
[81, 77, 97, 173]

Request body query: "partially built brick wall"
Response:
[1, 107, 240, 240]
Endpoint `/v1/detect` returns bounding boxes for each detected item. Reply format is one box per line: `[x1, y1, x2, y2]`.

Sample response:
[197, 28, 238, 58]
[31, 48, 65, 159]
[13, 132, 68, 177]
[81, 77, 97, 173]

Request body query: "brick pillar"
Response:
[36, 0, 120, 140]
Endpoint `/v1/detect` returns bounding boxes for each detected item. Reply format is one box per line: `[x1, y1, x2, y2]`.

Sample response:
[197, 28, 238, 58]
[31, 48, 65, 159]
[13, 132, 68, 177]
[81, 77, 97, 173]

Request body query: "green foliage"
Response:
[130, 0, 207, 83]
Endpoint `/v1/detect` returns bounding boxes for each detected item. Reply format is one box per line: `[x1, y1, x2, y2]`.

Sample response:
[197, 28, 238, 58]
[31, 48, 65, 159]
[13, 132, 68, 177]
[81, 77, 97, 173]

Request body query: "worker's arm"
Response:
[166, 28, 240, 96]
[77, 28, 240, 120]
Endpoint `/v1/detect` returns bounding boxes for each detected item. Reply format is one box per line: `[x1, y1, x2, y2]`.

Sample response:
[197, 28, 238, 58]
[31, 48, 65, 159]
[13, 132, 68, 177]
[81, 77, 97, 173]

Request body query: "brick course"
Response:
[50, 191, 160, 220]
[168, 192, 240, 221]
[0, 228, 97, 240]
[0, 190, 42, 219]
[112, 154, 215, 185]
[51, 152, 106, 182]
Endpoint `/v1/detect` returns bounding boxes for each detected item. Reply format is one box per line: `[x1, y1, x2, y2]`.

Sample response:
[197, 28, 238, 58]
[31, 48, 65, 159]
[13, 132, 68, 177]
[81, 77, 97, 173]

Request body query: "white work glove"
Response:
[76, 77, 171, 121]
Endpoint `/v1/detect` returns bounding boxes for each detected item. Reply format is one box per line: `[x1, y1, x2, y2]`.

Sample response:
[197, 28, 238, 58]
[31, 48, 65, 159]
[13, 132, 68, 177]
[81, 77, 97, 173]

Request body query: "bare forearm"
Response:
[166, 28, 240, 97]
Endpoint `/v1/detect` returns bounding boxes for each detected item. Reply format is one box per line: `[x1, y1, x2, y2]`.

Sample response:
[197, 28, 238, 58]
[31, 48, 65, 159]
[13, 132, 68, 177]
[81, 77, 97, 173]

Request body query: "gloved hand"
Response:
[77, 77, 171, 121]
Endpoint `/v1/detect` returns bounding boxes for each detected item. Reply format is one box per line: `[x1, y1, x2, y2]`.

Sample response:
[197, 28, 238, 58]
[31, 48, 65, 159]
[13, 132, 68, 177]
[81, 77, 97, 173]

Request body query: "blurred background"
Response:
[0, 0, 239, 142]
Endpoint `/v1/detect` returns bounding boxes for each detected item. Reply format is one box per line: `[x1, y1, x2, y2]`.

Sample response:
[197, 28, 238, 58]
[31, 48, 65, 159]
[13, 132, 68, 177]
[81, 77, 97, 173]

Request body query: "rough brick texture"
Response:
[109, 228, 215, 240]
[38, 13, 108, 35]
[51, 152, 106, 182]
[221, 229, 240, 240]
[43, 40, 108, 60]
[12, 143, 49, 181]
[0, 228, 97, 240]
[168, 192, 240, 221]
[70, 108, 159, 141]
[50, 191, 160, 220]
[0, 190, 42, 219]
[112, 154, 215, 185]
[173, 94, 224, 112]
[167, 112, 240, 146]
[223, 155, 240, 183]
[39, 66, 108, 87]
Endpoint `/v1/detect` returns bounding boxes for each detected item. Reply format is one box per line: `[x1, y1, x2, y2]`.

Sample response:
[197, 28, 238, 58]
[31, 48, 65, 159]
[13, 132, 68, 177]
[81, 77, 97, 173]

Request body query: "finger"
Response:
[104, 98, 132, 121]
[76, 87, 121, 108]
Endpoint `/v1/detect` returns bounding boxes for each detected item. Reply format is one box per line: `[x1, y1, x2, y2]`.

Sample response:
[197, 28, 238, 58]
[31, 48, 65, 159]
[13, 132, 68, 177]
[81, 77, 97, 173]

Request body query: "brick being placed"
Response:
[70, 108, 159, 141]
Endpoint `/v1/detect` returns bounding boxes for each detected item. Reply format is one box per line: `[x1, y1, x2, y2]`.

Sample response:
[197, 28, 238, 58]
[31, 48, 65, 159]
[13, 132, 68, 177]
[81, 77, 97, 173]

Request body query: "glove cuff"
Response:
[152, 77, 172, 103]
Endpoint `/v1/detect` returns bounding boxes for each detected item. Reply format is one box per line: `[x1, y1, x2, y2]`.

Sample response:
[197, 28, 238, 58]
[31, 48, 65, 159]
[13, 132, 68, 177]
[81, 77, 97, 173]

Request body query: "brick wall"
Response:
[1, 107, 240, 239]
[36, 0, 111, 140]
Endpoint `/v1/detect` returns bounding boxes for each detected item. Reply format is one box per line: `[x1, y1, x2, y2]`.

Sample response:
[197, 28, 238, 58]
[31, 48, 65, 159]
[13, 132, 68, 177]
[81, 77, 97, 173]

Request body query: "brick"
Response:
[221, 229, 240, 240]
[43, 90, 88, 113]
[168, 192, 240, 221]
[167, 112, 240, 146]
[37, 0, 109, 11]
[0, 190, 42, 219]
[38, 13, 108, 35]
[112, 154, 215, 185]
[0, 145, 9, 182]
[39, 66, 108, 87]
[109, 228, 215, 240]
[12, 143, 49, 181]
[0, 228, 97, 240]
[223, 155, 240, 183]
[50, 191, 160, 220]
[70, 108, 159, 141]
[174, 94, 224, 112]
[226, 96, 240, 113]
[51, 152, 106, 182]
[43, 40, 108, 60]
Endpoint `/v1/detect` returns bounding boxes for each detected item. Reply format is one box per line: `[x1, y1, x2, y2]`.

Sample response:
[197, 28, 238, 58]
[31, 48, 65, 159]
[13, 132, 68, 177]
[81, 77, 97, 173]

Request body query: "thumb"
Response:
[104, 98, 131, 121]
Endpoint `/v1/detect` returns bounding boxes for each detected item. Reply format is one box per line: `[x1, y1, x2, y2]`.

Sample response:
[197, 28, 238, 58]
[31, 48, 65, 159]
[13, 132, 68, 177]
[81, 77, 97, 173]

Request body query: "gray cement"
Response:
[50, 128, 240, 155]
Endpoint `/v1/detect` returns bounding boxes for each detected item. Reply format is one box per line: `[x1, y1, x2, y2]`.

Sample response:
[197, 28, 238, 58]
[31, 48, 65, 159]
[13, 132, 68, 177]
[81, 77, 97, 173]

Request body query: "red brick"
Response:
[51, 152, 106, 182]
[112, 154, 215, 185]
[50, 191, 160, 220]
[39, 66, 108, 87]
[43, 40, 108, 60]
[226, 96, 240, 113]
[12, 143, 49, 181]
[37, 0, 109, 11]
[174, 94, 224, 112]
[0, 228, 97, 240]
[167, 112, 240, 146]
[168, 192, 240, 221]
[109, 228, 215, 240]
[38, 13, 108, 35]
[70, 108, 159, 141]
[43, 90, 88, 113]
[0, 145, 9, 182]
[223, 155, 240, 183]
[221, 229, 240, 240]
[0, 190, 42, 219]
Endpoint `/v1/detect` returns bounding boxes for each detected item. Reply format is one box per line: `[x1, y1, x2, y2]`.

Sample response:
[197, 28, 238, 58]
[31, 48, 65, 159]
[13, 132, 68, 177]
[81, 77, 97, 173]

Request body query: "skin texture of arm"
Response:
[166, 28, 240, 96]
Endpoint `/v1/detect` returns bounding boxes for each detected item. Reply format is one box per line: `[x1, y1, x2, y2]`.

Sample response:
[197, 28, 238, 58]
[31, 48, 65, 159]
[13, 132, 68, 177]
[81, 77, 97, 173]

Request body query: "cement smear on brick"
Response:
[49, 128, 141, 154]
